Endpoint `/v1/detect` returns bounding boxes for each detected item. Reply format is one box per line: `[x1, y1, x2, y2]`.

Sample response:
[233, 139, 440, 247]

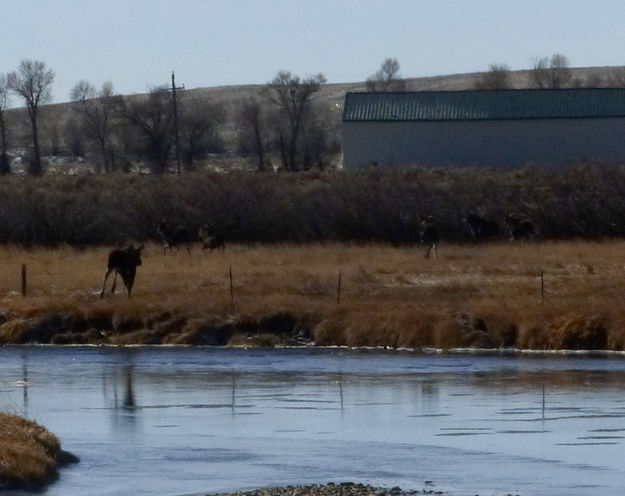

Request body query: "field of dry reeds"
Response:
[1, 240, 625, 350]
[0, 411, 77, 488]
[2, 164, 625, 246]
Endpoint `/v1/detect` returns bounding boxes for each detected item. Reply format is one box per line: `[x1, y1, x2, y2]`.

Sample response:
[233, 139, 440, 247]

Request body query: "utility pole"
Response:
[170, 71, 184, 175]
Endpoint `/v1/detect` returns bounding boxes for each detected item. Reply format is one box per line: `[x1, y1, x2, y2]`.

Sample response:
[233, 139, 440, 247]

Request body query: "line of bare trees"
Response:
[475, 53, 625, 90]
[238, 71, 333, 172]
[364, 54, 625, 93]
[0, 59, 339, 175]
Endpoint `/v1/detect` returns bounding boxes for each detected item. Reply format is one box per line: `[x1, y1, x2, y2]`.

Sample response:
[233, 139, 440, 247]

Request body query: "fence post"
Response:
[229, 265, 234, 304]
[540, 269, 544, 305]
[337, 269, 342, 304]
[21, 264, 27, 297]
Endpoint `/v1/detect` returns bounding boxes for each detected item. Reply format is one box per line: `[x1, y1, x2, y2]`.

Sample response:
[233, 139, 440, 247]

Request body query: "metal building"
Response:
[341, 89, 625, 168]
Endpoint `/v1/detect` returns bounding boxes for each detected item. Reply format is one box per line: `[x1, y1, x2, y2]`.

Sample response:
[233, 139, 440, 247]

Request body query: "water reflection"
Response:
[327, 373, 344, 417]
[21, 354, 29, 418]
[231, 370, 236, 414]
[107, 358, 141, 433]
[3, 348, 625, 496]
[122, 366, 137, 410]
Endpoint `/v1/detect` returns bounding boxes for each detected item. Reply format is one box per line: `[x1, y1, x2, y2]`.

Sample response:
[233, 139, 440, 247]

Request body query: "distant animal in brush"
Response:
[198, 224, 226, 252]
[156, 220, 192, 255]
[463, 213, 499, 242]
[100, 244, 144, 299]
[419, 215, 439, 259]
[505, 213, 536, 241]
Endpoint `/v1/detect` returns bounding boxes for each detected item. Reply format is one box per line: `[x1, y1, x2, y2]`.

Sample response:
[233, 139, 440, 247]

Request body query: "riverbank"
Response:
[0, 412, 78, 489]
[202, 483, 446, 496]
[1, 241, 625, 350]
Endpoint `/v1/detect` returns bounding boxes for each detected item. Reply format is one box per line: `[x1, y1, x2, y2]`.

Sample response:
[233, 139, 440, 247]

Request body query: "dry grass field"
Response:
[1, 241, 625, 349]
[0, 412, 76, 488]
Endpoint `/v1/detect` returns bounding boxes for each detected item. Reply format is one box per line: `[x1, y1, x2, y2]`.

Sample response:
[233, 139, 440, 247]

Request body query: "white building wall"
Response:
[342, 118, 625, 168]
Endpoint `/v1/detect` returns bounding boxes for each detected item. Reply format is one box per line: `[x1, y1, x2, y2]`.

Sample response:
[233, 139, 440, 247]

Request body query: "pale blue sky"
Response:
[2, 0, 625, 103]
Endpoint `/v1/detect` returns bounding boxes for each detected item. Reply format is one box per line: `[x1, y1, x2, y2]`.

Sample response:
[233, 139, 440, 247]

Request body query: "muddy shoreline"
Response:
[0, 309, 313, 347]
[0, 305, 620, 352]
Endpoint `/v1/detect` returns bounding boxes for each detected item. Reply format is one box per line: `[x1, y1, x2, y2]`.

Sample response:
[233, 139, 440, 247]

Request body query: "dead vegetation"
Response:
[1, 241, 625, 350]
[0, 412, 78, 489]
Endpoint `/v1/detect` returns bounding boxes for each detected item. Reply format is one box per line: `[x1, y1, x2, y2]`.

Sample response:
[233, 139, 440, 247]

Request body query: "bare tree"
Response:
[0, 74, 10, 174]
[41, 111, 63, 155]
[7, 60, 55, 174]
[300, 102, 335, 170]
[64, 116, 86, 158]
[71, 80, 120, 172]
[238, 98, 268, 171]
[366, 57, 407, 92]
[117, 87, 174, 172]
[178, 96, 225, 169]
[269, 71, 326, 171]
[475, 63, 512, 89]
[529, 54, 572, 89]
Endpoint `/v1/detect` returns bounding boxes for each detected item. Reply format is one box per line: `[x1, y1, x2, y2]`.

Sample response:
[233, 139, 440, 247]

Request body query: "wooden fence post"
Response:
[337, 269, 342, 304]
[21, 264, 27, 297]
[229, 265, 234, 304]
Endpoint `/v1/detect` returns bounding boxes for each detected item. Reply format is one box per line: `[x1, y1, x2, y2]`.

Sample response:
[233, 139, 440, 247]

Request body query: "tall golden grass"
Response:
[1, 241, 625, 349]
[0, 412, 72, 488]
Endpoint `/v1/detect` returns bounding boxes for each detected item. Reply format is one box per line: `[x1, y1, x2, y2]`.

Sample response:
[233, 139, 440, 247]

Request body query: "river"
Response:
[1, 346, 625, 496]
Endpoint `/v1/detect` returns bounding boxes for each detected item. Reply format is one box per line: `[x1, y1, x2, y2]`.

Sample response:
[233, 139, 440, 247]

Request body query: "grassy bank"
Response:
[0, 412, 78, 489]
[1, 241, 624, 350]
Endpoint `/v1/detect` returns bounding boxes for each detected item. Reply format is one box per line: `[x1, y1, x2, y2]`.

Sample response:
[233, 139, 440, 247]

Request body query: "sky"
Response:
[2, 0, 625, 104]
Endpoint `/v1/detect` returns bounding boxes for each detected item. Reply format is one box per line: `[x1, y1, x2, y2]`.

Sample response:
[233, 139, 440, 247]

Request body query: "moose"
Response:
[198, 224, 226, 252]
[156, 220, 193, 255]
[419, 215, 439, 259]
[463, 213, 500, 242]
[505, 213, 536, 241]
[100, 244, 144, 299]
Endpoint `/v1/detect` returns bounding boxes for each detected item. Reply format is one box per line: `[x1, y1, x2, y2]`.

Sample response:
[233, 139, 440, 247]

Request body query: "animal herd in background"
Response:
[156, 220, 226, 255]
[101, 221, 227, 298]
[101, 214, 536, 298]
[418, 212, 537, 259]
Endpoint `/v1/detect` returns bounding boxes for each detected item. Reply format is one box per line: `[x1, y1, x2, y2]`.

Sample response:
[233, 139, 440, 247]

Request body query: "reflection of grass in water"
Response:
[578, 435, 625, 439]
[436, 432, 492, 436]
[2, 241, 625, 349]
[497, 430, 550, 434]
[476, 370, 625, 390]
[557, 442, 619, 446]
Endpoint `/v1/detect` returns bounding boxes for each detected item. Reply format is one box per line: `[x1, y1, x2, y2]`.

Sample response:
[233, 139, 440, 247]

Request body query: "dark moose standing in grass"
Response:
[156, 220, 193, 255]
[100, 245, 144, 299]
[419, 215, 439, 259]
[198, 224, 226, 252]
[464, 213, 500, 242]
[505, 213, 536, 241]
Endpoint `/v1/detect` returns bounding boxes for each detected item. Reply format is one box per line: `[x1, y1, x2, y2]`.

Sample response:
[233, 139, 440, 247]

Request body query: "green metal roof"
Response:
[342, 89, 625, 122]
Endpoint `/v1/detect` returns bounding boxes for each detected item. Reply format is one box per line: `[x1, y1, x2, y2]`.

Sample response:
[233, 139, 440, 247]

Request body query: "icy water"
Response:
[2, 347, 625, 496]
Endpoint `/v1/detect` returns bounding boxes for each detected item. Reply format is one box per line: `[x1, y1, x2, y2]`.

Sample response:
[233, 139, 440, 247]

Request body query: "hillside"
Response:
[4, 65, 625, 173]
[183, 65, 625, 104]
